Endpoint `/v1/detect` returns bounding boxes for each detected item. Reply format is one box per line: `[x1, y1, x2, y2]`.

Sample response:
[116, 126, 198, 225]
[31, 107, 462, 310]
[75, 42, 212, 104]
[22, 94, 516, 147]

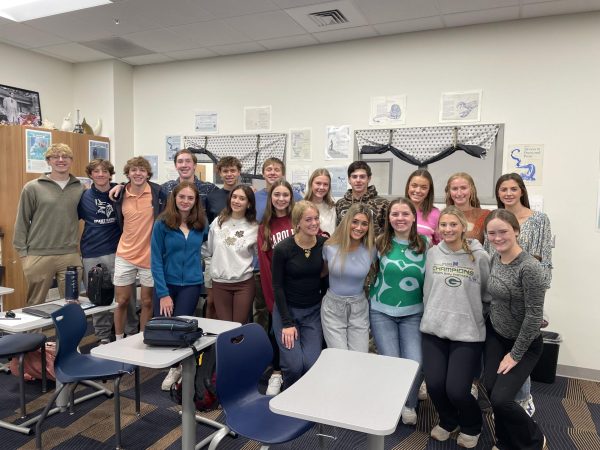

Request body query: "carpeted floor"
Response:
[1, 340, 600, 449]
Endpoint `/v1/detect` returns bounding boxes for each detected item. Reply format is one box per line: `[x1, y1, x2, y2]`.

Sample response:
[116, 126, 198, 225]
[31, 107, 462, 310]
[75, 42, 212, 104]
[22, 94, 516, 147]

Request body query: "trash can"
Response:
[531, 331, 561, 384]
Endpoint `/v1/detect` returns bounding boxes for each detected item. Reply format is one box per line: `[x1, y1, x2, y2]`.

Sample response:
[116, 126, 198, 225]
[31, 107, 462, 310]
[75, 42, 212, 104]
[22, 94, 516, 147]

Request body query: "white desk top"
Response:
[269, 348, 419, 436]
[91, 317, 240, 369]
[0, 298, 115, 333]
[0, 287, 15, 295]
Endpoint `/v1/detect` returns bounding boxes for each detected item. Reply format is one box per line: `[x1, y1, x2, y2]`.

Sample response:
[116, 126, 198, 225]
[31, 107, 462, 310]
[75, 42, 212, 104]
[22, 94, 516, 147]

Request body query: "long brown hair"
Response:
[326, 203, 374, 269]
[445, 172, 481, 208]
[439, 206, 474, 261]
[260, 179, 294, 252]
[405, 169, 435, 219]
[217, 184, 256, 227]
[377, 197, 426, 257]
[304, 168, 335, 206]
[160, 181, 206, 230]
[495, 173, 530, 209]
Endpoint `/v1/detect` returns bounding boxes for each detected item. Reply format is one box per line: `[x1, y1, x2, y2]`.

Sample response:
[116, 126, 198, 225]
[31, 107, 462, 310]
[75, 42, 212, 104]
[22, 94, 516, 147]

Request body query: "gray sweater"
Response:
[488, 251, 545, 361]
[421, 239, 491, 342]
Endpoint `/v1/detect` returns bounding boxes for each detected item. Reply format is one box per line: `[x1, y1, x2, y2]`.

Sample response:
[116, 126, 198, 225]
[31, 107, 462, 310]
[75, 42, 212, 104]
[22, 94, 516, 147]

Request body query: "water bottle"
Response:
[65, 266, 79, 301]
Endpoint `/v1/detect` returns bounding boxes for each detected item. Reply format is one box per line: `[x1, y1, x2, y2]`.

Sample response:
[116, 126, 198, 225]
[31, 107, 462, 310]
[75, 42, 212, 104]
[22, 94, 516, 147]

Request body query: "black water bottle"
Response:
[65, 266, 79, 301]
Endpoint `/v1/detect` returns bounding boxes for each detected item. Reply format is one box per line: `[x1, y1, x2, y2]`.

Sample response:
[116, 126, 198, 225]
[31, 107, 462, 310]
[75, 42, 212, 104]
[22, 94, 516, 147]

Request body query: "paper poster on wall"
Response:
[244, 105, 271, 132]
[369, 95, 406, 126]
[25, 128, 51, 173]
[163, 163, 179, 182]
[325, 125, 351, 160]
[194, 111, 218, 134]
[165, 135, 181, 161]
[89, 140, 109, 162]
[290, 128, 311, 161]
[291, 167, 310, 196]
[327, 166, 348, 198]
[439, 90, 482, 123]
[507, 144, 544, 186]
[142, 155, 159, 181]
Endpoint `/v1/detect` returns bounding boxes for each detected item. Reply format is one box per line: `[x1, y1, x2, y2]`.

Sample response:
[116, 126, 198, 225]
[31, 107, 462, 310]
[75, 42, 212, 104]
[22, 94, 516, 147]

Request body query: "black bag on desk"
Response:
[87, 263, 114, 306]
[143, 317, 205, 347]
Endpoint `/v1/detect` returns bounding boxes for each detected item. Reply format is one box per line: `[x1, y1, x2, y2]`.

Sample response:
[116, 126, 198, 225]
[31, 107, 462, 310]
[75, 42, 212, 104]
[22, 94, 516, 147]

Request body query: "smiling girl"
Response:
[405, 169, 440, 244]
[304, 168, 336, 236]
[203, 184, 258, 324]
[369, 198, 428, 425]
[321, 204, 375, 352]
[445, 172, 490, 244]
[421, 206, 490, 448]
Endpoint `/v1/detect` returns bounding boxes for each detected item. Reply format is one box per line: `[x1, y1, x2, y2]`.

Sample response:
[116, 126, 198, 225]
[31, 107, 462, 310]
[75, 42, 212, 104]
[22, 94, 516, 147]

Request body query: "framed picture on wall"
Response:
[89, 140, 109, 161]
[0, 83, 42, 126]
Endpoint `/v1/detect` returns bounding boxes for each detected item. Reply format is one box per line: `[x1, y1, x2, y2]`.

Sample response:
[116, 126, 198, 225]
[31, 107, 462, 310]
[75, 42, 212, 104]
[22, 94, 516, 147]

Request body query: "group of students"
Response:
[149, 155, 551, 450]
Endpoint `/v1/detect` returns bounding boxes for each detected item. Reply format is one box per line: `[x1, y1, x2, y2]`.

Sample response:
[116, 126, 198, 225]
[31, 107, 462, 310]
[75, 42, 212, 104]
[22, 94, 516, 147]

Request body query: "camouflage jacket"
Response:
[335, 185, 389, 235]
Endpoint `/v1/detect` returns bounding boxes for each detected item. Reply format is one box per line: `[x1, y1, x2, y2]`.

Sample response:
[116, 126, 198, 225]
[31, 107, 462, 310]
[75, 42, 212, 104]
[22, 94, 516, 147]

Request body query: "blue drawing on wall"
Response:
[511, 148, 536, 181]
[372, 103, 402, 123]
[456, 100, 478, 118]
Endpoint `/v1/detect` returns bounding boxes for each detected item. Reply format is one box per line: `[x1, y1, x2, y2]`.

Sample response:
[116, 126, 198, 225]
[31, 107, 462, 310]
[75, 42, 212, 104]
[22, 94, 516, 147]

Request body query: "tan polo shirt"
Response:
[116, 183, 154, 268]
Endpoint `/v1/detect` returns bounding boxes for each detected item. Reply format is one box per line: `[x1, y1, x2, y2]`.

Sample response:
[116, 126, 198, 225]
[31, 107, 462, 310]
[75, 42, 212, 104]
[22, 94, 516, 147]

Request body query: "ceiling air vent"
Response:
[285, 0, 367, 33]
[308, 9, 349, 27]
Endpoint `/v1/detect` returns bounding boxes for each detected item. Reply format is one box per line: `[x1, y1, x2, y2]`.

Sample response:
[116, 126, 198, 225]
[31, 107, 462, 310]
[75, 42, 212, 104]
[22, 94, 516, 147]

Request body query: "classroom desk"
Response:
[269, 348, 419, 450]
[0, 286, 14, 312]
[0, 298, 118, 434]
[92, 317, 240, 450]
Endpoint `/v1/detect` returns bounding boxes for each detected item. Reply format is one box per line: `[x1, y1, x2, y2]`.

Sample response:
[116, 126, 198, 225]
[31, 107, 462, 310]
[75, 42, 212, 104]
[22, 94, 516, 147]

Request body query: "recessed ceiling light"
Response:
[0, 0, 112, 22]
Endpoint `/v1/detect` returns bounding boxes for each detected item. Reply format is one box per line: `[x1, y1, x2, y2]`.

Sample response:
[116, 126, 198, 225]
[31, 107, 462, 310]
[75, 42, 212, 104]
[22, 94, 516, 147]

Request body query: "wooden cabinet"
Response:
[0, 125, 109, 310]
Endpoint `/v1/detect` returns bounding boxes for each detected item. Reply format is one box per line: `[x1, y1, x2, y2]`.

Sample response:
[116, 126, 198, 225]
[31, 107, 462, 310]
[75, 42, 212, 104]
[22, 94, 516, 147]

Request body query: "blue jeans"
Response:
[370, 309, 423, 409]
[272, 303, 323, 388]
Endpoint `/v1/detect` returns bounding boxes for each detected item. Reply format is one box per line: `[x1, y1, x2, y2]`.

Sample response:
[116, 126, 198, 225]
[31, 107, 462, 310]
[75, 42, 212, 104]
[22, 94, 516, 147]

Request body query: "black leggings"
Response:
[483, 320, 544, 450]
[422, 333, 483, 435]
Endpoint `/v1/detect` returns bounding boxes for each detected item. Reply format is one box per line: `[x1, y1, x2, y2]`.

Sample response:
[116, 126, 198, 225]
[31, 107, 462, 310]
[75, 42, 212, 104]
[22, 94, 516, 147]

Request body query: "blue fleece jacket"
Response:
[150, 220, 207, 299]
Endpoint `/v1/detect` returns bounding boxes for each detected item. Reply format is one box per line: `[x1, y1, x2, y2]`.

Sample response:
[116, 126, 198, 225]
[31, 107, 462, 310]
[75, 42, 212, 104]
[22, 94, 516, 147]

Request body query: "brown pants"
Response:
[21, 253, 83, 305]
[212, 277, 255, 324]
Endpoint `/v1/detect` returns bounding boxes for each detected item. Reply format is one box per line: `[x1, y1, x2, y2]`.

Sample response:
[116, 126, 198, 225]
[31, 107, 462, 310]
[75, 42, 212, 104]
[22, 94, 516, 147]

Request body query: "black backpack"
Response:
[87, 263, 114, 306]
[170, 346, 219, 411]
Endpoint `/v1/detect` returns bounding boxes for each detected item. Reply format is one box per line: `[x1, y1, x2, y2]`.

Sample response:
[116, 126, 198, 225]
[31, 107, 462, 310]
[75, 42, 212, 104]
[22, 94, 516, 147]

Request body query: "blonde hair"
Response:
[291, 200, 318, 233]
[326, 203, 374, 269]
[45, 143, 73, 160]
[439, 206, 474, 261]
[304, 168, 335, 207]
[445, 172, 481, 208]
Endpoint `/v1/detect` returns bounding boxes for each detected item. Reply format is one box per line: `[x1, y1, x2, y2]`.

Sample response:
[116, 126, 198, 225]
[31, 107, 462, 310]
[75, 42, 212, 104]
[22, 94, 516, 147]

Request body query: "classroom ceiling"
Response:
[0, 0, 598, 66]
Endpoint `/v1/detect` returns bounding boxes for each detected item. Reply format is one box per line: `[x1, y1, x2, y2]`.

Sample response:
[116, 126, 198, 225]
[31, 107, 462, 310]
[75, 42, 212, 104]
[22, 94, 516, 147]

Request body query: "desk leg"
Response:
[182, 355, 196, 450]
[366, 434, 384, 450]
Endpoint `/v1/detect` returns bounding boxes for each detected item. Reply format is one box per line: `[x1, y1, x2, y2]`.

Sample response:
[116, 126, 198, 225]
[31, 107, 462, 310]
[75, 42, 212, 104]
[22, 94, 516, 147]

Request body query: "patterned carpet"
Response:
[1, 342, 600, 449]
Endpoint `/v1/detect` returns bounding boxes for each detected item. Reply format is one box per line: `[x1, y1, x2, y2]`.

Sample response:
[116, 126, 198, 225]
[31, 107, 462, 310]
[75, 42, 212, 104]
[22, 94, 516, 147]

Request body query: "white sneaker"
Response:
[266, 373, 283, 396]
[161, 366, 182, 391]
[518, 394, 536, 417]
[418, 381, 428, 400]
[471, 383, 478, 399]
[457, 432, 480, 448]
[430, 425, 458, 441]
[401, 406, 417, 425]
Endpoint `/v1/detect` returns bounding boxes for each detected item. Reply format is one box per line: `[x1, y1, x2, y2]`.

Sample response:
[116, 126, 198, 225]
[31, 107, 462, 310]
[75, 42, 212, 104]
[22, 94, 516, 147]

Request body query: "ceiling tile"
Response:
[34, 43, 113, 63]
[373, 16, 445, 35]
[169, 20, 250, 47]
[68, 2, 161, 36]
[164, 47, 219, 60]
[443, 6, 520, 27]
[196, 0, 280, 18]
[436, 0, 519, 15]
[124, 0, 215, 27]
[224, 10, 307, 40]
[521, 0, 600, 18]
[271, 0, 327, 7]
[25, 14, 117, 41]
[121, 53, 174, 66]
[259, 34, 319, 50]
[209, 41, 267, 56]
[312, 25, 378, 43]
[354, 0, 439, 23]
[123, 29, 199, 53]
[0, 23, 67, 48]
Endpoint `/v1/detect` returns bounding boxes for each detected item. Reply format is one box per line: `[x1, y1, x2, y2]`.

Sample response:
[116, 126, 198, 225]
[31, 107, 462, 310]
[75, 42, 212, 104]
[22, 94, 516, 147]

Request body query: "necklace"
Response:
[295, 235, 316, 259]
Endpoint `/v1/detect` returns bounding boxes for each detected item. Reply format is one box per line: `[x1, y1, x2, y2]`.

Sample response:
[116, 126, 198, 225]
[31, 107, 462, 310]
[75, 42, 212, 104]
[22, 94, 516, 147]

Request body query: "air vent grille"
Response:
[308, 9, 349, 27]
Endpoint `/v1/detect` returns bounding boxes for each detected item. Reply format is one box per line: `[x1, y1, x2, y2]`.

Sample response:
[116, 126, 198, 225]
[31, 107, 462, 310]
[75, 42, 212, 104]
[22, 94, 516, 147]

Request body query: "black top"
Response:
[272, 234, 327, 328]
[205, 187, 232, 224]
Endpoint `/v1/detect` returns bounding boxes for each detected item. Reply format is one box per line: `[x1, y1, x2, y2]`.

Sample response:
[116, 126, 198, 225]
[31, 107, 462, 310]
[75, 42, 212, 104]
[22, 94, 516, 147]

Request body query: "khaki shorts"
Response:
[114, 256, 153, 287]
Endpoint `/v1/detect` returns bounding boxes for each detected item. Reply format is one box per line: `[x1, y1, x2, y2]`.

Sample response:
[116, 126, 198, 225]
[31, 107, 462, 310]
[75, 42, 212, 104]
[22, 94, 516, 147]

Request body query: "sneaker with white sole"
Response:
[401, 406, 417, 425]
[471, 383, 478, 399]
[457, 432, 480, 448]
[518, 394, 536, 417]
[430, 425, 459, 441]
[161, 366, 182, 391]
[266, 373, 283, 396]
[418, 381, 428, 400]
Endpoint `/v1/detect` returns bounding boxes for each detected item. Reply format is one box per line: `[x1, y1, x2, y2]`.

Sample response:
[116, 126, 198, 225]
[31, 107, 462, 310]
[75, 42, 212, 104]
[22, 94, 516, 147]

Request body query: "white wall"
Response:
[0, 42, 73, 127]
[132, 12, 600, 374]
